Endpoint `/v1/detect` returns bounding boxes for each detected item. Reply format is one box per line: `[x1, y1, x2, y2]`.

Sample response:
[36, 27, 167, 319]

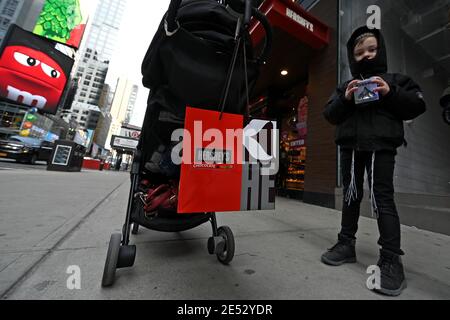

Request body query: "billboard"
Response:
[33, 0, 90, 49]
[74, 129, 90, 147]
[0, 24, 74, 115]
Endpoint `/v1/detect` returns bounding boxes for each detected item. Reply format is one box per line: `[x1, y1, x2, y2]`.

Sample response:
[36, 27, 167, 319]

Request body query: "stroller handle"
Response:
[166, 0, 182, 33]
[251, 6, 272, 64]
[166, 0, 273, 64]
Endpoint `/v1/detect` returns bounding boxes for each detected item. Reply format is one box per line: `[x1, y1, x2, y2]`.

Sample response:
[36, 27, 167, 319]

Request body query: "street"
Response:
[0, 164, 449, 300]
[0, 159, 48, 171]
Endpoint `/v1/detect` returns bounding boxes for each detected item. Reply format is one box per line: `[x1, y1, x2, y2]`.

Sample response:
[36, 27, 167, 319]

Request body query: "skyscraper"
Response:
[94, 76, 137, 150]
[60, 0, 127, 134]
[124, 85, 138, 125]
[0, 0, 25, 44]
[63, 0, 127, 124]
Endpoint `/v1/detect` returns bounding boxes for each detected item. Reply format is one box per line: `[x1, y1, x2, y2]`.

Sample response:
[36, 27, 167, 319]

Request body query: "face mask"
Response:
[352, 55, 385, 79]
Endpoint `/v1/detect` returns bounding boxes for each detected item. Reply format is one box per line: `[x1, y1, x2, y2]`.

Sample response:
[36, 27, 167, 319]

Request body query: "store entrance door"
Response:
[249, 1, 330, 200]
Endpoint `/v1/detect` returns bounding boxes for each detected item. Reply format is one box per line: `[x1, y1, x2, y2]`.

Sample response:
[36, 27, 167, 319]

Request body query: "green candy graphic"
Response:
[34, 0, 83, 43]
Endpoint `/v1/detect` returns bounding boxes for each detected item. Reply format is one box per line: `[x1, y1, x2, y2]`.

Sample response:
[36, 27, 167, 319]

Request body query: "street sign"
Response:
[120, 127, 141, 139]
[110, 135, 138, 152]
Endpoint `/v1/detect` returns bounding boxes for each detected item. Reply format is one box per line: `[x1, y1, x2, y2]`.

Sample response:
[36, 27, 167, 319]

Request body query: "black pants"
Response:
[340, 149, 404, 255]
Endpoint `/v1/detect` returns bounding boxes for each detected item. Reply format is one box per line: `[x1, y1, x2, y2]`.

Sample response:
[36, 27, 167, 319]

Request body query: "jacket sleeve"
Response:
[384, 75, 427, 121]
[323, 83, 356, 125]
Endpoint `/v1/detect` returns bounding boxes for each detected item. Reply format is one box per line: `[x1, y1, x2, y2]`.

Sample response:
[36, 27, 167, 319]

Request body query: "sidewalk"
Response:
[0, 170, 129, 298]
[4, 178, 449, 300]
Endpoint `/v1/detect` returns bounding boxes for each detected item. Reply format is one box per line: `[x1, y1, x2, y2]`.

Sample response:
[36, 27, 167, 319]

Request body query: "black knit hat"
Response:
[354, 32, 376, 47]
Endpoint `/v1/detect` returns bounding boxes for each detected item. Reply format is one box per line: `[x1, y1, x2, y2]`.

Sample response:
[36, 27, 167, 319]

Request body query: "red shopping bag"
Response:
[178, 107, 277, 213]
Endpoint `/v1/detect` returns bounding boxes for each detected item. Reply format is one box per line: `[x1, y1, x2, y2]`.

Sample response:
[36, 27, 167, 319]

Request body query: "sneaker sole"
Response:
[321, 255, 357, 266]
[373, 281, 407, 297]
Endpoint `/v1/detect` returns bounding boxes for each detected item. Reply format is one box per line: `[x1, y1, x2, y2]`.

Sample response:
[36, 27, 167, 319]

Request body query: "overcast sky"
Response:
[105, 0, 171, 127]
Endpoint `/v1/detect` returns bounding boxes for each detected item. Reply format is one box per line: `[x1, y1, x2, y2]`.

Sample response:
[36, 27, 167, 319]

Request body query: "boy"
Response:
[322, 26, 426, 296]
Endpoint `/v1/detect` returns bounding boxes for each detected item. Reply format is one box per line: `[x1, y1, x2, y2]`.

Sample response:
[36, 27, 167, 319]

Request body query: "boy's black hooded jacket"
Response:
[323, 26, 427, 151]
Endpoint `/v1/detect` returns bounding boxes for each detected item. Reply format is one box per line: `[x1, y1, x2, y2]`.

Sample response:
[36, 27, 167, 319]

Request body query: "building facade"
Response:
[94, 77, 138, 151]
[61, 102, 101, 131]
[93, 112, 112, 152]
[0, 0, 24, 44]
[249, 0, 450, 235]
[124, 85, 138, 125]
[105, 77, 137, 149]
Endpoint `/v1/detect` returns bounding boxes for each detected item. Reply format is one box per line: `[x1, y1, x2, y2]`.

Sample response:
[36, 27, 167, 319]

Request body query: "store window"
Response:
[0, 102, 26, 138]
[339, 0, 450, 195]
[278, 96, 309, 197]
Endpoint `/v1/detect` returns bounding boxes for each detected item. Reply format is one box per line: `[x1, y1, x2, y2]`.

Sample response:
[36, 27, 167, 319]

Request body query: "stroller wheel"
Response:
[216, 226, 235, 265]
[101, 233, 121, 287]
[131, 223, 139, 235]
[117, 245, 136, 269]
[207, 237, 215, 255]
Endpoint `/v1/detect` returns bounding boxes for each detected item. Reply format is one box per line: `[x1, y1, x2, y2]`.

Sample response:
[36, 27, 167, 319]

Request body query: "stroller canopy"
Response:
[141, 0, 265, 119]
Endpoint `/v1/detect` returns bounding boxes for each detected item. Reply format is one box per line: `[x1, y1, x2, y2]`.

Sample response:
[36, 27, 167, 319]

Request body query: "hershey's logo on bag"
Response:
[194, 148, 233, 164]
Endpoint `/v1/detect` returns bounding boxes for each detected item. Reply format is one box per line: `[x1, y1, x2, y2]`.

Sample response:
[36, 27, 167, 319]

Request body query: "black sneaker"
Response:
[321, 235, 357, 266]
[373, 249, 407, 297]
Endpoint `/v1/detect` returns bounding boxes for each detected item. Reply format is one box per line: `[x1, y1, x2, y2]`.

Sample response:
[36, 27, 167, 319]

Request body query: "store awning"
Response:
[249, 0, 330, 99]
[251, 0, 330, 49]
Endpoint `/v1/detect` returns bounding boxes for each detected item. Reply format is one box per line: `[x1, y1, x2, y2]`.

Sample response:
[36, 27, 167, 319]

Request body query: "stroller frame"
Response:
[101, 0, 272, 288]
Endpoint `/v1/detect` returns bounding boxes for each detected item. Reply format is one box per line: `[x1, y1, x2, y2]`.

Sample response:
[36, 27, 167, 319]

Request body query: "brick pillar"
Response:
[303, 0, 339, 208]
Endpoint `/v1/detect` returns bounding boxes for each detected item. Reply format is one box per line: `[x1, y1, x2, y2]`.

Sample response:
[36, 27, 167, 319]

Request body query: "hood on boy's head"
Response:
[347, 26, 387, 79]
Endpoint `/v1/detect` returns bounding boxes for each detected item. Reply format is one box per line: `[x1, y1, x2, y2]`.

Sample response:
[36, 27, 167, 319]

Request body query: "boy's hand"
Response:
[345, 80, 361, 101]
[372, 77, 391, 96]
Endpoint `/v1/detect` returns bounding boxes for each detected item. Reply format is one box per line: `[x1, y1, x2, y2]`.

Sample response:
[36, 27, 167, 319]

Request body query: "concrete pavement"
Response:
[0, 169, 449, 300]
[0, 168, 128, 298]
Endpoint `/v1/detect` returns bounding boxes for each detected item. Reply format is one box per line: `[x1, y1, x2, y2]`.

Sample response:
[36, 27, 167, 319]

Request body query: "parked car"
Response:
[39, 140, 55, 163]
[0, 135, 54, 164]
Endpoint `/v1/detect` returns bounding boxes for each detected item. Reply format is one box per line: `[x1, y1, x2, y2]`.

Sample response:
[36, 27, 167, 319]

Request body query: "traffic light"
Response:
[20, 108, 38, 137]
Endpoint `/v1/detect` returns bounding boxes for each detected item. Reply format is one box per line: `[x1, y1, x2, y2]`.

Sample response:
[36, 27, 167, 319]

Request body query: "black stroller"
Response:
[101, 0, 272, 287]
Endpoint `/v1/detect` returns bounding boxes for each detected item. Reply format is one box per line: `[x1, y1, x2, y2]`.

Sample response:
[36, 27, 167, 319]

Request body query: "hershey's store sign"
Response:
[286, 8, 314, 32]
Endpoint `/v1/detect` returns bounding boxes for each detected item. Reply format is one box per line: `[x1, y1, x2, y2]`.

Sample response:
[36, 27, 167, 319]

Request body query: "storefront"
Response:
[250, 0, 335, 204]
[251, 0, 450, 235]
[0, 102, 27, 138]
[0, 101, 63, 142]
